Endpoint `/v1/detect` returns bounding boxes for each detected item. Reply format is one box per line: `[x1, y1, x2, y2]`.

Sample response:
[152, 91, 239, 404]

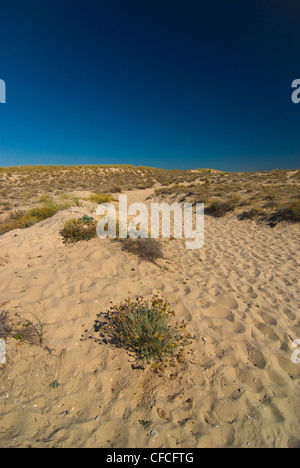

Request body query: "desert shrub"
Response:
[238, 207, 263, 220]
[0, 210, 28, 234]
[118, 237, 163, 263]
[89, 193, 112, 204]
[95, 295, 191, 364]
[273, 200, 300, 222]
[110, 186, 122, 193]
[290, 200, 300, 220]
[205, 197, 239, 217]
[60, 217, 97, 243]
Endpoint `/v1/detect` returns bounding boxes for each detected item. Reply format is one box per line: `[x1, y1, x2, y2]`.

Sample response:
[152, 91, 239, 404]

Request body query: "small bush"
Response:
[95, 295, 191, 364]
[110, 186, 122, 193]
[205, 198, 238, 217]
[60, 217, 97, 243]
[273, 200, 300, 222]
[290, 200, 300, 220]
[238, 207, 263, 220]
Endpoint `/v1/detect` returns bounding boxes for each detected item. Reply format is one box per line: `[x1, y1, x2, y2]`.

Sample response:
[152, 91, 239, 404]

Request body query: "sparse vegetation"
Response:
[0, 165, 299, 226]
[0, 310, 44, 346]
[152, 169, 300, 225]
[94, 295, 191, 366]
[238, 206, 263, 220]
[89, 193, 113, 204]
[60, 216, 97, 243]
[0, 197, 80, 235]
[205, 197, 240, 218]
[272, 199, 300, 223]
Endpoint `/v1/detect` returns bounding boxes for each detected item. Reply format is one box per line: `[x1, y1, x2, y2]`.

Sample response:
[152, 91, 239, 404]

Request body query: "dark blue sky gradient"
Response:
[0, 0, 299, 171]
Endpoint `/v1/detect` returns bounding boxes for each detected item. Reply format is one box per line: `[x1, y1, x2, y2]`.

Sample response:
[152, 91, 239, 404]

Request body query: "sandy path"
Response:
[0, 189, 299, 448]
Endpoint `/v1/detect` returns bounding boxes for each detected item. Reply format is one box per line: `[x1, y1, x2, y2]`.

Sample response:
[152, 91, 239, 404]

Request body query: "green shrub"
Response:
[60, 217, 97, 243]
[95, 295, 190, 364]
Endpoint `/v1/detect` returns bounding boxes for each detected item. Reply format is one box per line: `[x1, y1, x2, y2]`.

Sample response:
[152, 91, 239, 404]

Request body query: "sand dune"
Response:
[0, 188, 299, 448]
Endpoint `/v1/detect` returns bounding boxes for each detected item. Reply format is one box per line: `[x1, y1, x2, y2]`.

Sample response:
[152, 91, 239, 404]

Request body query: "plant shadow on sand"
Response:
[115, 238, 164, 266]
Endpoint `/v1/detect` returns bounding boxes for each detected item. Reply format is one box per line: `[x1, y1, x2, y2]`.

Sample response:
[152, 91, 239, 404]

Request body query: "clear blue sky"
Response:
[0, 0, 299, 171]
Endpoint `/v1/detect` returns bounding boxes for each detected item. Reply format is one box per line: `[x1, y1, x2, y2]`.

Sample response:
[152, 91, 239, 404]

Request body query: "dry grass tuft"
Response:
[89, 193, 113, 204]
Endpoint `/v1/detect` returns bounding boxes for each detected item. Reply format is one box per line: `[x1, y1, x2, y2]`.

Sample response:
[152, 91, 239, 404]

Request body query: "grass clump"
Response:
[273, 200, 300, 223]
[60, 217, 97, 243]
[205, 197, 239, 218]
[0, 197, 80, 235]
[95, 295, 191, 366]
[0, 206, 59, 234]
[238, 206, 263, 220]
[89, 193, 112, 204]
[0, 310, 44, 346]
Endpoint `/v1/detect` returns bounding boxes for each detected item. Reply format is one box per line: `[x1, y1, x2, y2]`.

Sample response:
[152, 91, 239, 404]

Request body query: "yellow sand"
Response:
[0, 189, 299, 448]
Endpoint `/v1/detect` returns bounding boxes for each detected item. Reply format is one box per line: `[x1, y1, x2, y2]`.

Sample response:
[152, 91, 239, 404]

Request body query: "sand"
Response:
[0, 188, 299, 448]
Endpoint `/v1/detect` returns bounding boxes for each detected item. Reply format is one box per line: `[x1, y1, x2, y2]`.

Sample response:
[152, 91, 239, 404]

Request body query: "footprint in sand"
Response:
[277, 355, 300, 377]
[254, 321, 279, 342]
[235, 367, 264, 393]
[282, 308, 296, 322]
[258, 311, 277, 326]
[213, 397, 243, 424]
[233, 322, 246, 334]
[214, 295, 239, 310]
[247, 346, 267, 369]
[203, 304, 235, 322]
